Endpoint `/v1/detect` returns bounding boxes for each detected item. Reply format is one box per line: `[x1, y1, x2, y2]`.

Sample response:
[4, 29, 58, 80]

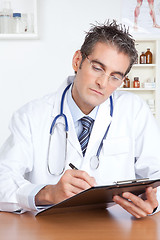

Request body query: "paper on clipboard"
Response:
[37, 178, 160, 216]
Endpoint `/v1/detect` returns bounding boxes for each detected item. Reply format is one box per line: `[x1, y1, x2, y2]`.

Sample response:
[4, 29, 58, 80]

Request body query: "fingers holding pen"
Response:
[64, 168, 96, 190]
[35, 165, 96, 206]
[54, 168, 95, 201]
[68, 163, 96, 188]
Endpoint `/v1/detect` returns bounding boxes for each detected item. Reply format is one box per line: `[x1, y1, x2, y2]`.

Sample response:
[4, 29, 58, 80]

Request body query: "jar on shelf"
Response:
[12, 13, 23, 34]
[146, 99, 155, 113]
[134, 55, 138, 64]
[140, 52, 146, 64]
[123, 76, 130, 88]
[145, 48, 152, 64]
[133, 77, 140, 88]
[0, 1, 13, 33]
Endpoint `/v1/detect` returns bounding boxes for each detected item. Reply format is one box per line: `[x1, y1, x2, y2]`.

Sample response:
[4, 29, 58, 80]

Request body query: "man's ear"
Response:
[72, 50, 82, 72]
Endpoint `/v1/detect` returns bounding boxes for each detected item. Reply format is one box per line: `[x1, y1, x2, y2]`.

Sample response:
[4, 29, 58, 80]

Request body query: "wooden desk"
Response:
[0, 205, 160, 240]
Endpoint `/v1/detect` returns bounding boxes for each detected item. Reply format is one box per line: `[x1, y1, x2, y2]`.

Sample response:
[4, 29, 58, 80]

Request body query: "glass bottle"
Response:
[134, 56, 138, 64]
[145, 48, 152, 64]
[133, 77, 140, 88]
[140, 52, 146, 64]
[0, 1, 13, 33]
[27, 13, 34, 33]
[123, 76, 130, 88]
[12, 13, 23, 33]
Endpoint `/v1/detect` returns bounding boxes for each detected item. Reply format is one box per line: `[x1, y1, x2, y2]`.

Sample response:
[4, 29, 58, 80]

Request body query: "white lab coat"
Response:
[0, 76, 160, 213]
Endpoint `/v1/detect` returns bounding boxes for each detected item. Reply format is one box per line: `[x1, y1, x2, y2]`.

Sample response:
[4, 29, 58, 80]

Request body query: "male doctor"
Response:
[0, 20, 160, 218]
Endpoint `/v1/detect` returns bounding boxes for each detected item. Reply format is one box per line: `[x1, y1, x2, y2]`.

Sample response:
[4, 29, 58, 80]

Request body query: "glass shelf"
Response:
[0, 0, 38, 39]
[133, 64, 156, 67]
[0, 33, 38, 39]
[118, 88, 156, 91]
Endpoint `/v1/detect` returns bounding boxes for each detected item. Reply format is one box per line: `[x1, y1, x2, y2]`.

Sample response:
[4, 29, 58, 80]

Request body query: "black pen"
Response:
[69, 163, 78, 170]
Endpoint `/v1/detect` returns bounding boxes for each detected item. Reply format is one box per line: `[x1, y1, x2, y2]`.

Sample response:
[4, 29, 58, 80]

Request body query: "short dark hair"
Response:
[80, 20, 138, 75]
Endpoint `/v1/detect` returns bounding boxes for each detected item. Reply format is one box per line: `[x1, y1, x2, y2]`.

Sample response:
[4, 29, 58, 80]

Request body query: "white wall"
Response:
[0, 0, 121, 146]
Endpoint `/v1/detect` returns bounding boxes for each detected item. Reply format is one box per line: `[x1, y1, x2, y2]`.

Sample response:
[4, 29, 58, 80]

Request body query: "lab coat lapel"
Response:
[63, 96, 82, 155]
[86, 98, 112, 156]
[51, 81, 82, 156]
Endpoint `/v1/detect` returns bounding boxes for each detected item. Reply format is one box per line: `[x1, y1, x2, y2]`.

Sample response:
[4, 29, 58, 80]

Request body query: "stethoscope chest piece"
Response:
[90, 155, 99, 169]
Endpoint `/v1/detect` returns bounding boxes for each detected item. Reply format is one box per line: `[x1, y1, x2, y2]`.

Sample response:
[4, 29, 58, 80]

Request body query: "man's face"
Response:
[72, 42, 130, 115]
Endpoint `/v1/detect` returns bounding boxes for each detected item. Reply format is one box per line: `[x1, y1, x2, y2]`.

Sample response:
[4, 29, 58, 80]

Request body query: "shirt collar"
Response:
[67, 84, 98, 124]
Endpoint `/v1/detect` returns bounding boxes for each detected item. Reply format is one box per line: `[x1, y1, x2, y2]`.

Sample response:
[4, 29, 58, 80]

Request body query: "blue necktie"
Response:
[78, 116, 94, 156]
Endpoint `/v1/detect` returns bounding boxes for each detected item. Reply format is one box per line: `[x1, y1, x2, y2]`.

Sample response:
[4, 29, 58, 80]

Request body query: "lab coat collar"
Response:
[51, 76, 75, 117]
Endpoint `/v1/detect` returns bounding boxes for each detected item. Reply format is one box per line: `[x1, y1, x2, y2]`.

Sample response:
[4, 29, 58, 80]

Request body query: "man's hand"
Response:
[35, 169, 96, 206]
[113, 187, 158, 218]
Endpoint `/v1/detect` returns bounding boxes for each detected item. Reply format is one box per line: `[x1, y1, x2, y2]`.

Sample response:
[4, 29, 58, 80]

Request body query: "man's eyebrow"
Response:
[112, 71, 125, 78]
[91, 59, 125, 77]
[91, 59, 106, 68]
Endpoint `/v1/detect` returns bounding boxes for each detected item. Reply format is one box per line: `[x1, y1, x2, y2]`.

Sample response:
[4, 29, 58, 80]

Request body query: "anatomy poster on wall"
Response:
[121, 0, 160, 38]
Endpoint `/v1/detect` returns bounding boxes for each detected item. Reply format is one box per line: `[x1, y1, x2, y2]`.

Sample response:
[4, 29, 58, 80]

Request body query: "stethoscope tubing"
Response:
[48, 83, 113, 174]
[50, 84, 71, 134]
[96, 95, 113, 158]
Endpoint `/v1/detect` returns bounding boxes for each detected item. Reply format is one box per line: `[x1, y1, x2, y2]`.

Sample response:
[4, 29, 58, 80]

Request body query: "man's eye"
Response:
[110, 75, 121, 81]
[92, 65, 103, 72]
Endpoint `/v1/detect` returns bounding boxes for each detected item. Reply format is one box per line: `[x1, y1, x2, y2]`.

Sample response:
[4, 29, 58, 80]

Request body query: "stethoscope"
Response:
[47, 83, 113, 175]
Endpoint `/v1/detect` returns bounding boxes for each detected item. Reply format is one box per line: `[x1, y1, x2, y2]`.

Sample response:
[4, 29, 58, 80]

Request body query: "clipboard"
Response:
[37, 178, 160, 216]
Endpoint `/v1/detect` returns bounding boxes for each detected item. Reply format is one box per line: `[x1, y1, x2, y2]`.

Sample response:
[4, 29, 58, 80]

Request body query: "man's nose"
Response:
[96, 73, 110, 88]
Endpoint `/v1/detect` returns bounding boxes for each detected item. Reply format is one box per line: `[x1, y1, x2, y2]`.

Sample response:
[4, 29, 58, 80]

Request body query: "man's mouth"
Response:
[90, 88, 103, 96]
